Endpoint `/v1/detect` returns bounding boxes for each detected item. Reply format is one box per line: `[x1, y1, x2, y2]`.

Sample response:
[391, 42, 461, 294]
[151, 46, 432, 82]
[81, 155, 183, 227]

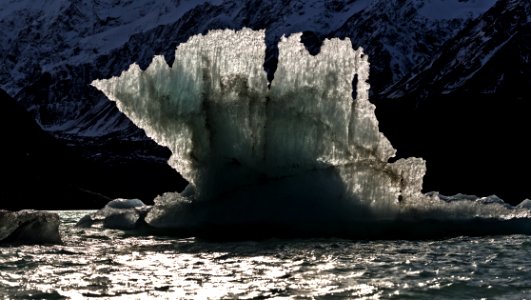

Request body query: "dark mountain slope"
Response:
[0, 88, 93, 209]
[375, 0, 531, 204]
[0, 88, 185, 209]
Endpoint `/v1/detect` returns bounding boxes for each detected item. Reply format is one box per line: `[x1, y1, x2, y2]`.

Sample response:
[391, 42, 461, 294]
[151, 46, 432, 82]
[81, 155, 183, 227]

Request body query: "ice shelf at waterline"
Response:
[92, 28, 531, 236]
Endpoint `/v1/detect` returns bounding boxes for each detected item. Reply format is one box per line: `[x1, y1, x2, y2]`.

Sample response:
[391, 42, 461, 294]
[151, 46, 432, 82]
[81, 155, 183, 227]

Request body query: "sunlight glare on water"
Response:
[0, 211, 530, 299]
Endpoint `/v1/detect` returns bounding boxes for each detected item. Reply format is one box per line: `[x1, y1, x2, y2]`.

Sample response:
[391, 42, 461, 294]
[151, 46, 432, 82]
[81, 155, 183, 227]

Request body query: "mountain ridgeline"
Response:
[0, 0, 529, 207]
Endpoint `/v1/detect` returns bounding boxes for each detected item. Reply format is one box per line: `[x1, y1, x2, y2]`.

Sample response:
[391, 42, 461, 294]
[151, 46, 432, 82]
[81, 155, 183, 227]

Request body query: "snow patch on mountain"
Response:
[0, 0, 220, 94]
[418, 0, 497, 20]
[384, 0, 530, 99]
[443, 32, 517, 93]
[274, 0, 371, 33]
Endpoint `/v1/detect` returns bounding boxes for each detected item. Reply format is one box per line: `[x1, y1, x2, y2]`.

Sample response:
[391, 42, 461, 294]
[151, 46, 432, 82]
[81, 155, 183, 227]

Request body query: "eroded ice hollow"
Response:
[92, 29, 531, 237]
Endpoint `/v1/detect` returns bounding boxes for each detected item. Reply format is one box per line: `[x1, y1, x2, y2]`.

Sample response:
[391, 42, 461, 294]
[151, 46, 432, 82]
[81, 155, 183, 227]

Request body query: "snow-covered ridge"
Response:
[0, 0, 500, 138]
[384, 0, 531, 99]
[0, 0, 221, 93]
[417, 0, 497, 20]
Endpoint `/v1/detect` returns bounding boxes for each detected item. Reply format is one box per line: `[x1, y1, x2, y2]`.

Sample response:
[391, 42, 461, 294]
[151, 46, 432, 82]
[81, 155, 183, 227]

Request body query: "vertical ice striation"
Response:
[92, 29, 269, 198]
[92, 28, 529, 232]
[266, 33, 426, 212]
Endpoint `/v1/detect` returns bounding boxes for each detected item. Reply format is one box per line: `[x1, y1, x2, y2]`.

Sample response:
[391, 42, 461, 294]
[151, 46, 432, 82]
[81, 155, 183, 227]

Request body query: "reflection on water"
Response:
[0, 211, 530, 299]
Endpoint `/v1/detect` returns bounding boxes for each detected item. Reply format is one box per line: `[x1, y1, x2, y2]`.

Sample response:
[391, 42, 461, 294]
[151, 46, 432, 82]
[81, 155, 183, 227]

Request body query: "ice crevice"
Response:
[92, 28, 531, 237]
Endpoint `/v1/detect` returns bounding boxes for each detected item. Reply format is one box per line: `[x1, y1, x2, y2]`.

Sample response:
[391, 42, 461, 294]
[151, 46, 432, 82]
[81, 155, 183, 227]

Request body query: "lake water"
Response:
[0, 210, 530, 299]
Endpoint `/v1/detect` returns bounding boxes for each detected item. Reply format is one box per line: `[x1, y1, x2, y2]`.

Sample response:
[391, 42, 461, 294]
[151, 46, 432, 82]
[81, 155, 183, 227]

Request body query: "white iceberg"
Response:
[0, 210, 61, 244]
[76, 198, 150, 230]
[91, 29, 531, 238]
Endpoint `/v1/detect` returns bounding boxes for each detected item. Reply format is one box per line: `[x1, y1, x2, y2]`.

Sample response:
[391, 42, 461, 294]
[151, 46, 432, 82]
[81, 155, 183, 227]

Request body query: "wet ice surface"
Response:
[1, 211, 530, 299]
[91, 29, 531, 231]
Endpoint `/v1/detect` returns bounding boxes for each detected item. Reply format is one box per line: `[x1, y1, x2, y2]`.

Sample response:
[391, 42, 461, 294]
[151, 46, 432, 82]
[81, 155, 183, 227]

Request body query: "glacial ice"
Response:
[92, 28, 531, 237]
[76, 198, 150, 230]
[517, 199, 531, 210]
[0, 210, 61, 245]
[105, 198, 146, 209]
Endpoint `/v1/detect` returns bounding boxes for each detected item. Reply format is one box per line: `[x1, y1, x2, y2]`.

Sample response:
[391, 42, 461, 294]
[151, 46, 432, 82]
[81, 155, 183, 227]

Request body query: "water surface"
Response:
[0, 211, 530, 299]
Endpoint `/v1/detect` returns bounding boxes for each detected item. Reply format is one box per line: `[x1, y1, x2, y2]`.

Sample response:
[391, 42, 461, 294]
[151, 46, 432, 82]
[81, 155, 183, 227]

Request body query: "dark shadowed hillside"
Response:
[0, 88, 184, 209]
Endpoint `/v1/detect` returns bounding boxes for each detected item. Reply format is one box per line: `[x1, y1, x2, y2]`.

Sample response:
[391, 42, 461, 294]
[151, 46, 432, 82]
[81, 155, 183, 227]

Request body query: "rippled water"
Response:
[1, 211, 531, 299]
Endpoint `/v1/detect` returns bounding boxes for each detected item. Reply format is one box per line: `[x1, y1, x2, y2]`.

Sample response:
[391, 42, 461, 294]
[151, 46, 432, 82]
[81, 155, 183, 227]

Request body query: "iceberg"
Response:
[0, 210, 61, 245]
[92, 28, 531, 238]
[76, 198, 150, 230]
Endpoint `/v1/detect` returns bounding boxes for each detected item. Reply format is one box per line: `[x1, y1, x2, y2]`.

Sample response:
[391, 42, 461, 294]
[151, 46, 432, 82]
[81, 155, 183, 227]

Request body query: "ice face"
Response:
[76, 198, 150, 230]
[0, 210, 61, 245]
[93, 29, 269, 201]
[92, 28, 530, 233]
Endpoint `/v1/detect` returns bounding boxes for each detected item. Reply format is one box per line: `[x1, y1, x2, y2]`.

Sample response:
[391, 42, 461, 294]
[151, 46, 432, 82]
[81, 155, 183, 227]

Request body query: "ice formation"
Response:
[92, 28, 531, 237]
[76, 198, 150, 230]
[0, 210, 61, 244]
